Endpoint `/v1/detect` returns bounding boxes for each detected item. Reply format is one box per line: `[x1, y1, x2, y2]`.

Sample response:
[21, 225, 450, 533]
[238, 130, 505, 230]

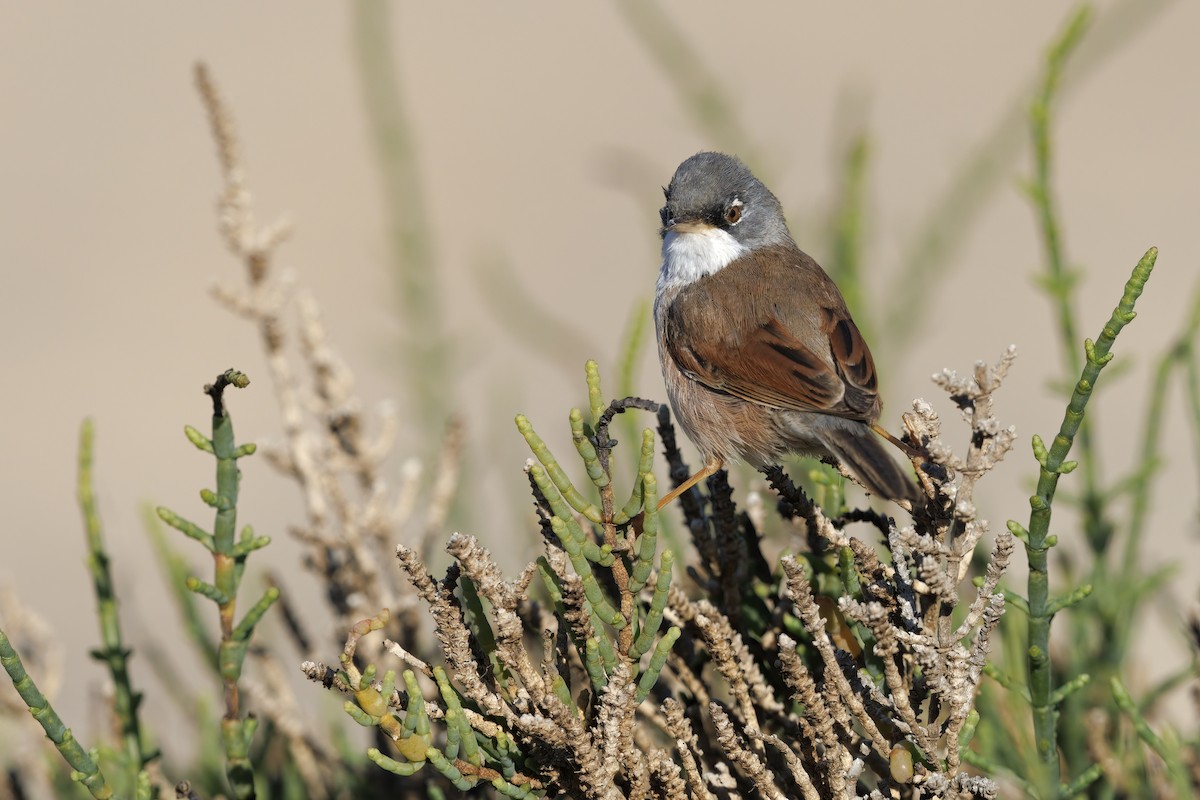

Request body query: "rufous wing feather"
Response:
[663, 243, 881, 422]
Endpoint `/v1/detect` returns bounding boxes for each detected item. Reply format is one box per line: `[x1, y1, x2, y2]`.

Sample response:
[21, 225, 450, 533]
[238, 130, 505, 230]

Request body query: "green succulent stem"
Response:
[1029, 8, 1115, 560]
[0, 628, 114, 799]
[518, 415, 603, 524]
[368, 747, 425, 777]
[635, 625, 680, 704]
[617, 430, 657, 524]
[352, 0, 451, 444]
[1018, 245, 1156, 790]
[1125, 277, 1200, 563]
[159, 371, 275, 800]
[77, 421, 154, 780]
[631, 548, 673, 661]
[1111, 677, 1193, 796]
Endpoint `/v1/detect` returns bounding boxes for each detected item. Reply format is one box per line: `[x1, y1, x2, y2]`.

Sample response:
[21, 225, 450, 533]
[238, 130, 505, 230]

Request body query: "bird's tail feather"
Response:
[819, 425, 918, 505]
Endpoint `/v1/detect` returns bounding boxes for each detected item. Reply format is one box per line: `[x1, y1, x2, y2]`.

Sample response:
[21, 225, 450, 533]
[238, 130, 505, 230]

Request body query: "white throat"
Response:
[657, 228, 748, 293]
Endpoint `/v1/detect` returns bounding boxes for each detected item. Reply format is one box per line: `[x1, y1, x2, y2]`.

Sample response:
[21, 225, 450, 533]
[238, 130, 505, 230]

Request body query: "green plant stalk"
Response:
[628, 473, 660, 594]
[634, 625, 680, 704]
[613, 0, 759, 164]
[1111, 677, 1192, 798]
[443, 708, 463, 761]
[827, 131, 871, 342]
[1084, 297, 1195, 702]
[1016, 246, 1156, 788]
[1059, 764, 1103, 798]
[630, 548, 673, 661]
[368, 747, 424, 777]
[530, 464, 613, 566]
[472, 254, 603, 382]
[492, 776, 539, 799]
[1186, 344, 1200, 476]
[210, 403, 258, 800]
[586, 360, 605, 431]
[211, 411, 244, 647]
[427, 747, 474, 790]
[548, 516, 623, 626]
[77, 420, 151, 780]
[583, 637, 608, 691]
[0, 628, 114, 799]
[616, 301, 653, 469]
[570, 408, 608, 488]
[402, 670, 430, 739]
[435, 667, 481, 765]
[459, 576, 514, 690]
[1125, 279, 1200, 559]
[352, 0, 451, 441]
[883, 0, 1170, 352]
[617, 430, 656, 523]
[157, 372, 275, 800]
[222, 716, 259, 799]
[1031, 7, 1090, 377]
[517, 415, 603, 523]
[1028, 8, 1115, 560]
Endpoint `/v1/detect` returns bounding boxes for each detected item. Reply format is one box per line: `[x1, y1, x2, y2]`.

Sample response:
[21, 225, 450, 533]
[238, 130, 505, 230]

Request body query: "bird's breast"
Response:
[654, 292, 786, 467]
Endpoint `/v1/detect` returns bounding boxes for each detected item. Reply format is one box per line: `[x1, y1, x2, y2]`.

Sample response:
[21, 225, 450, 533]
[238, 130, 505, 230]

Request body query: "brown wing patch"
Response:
[743, 318, 844, 409]
[821, 307, 879, 416]
[663, 244, 881, 421]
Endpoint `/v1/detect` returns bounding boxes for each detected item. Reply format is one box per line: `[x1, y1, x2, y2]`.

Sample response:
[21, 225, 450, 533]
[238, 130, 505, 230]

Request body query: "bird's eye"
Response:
[724, 199, 743, 226]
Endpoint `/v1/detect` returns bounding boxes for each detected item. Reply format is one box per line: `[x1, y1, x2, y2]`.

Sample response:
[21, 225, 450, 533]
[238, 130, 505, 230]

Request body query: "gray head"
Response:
[659, 152, 791, 250]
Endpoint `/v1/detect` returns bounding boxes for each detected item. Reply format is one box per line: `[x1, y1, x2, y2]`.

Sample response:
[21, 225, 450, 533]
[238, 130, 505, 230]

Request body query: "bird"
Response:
[653, 151, 917, 509]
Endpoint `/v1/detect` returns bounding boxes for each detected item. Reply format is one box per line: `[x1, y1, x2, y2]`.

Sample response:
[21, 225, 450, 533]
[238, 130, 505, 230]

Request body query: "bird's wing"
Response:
[663, 245, 880, 421]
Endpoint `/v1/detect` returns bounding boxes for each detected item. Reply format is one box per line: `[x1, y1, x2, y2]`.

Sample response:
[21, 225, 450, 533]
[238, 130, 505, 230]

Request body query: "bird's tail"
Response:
[819, 424, 919, 505]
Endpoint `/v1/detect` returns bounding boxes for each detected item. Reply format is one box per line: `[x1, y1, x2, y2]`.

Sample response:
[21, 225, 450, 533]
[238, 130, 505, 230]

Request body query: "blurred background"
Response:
[2, 0, 1198, 755]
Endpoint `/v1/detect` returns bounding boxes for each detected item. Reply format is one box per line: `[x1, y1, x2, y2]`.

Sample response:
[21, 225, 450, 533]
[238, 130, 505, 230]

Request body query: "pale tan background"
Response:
[2, 1, 1198, 751]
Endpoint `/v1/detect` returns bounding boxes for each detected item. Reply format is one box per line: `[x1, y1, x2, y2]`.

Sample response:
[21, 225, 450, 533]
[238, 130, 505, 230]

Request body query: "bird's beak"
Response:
[662, 219, 715, 235]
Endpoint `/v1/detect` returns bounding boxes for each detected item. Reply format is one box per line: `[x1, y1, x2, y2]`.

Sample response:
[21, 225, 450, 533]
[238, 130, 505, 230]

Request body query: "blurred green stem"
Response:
[827, 129, 871, 342]
[144, 505, 219, 667]
[613, 0, 759, 166]
[0, 628, 114, 799]
[1111, 677, 1193, 798]
[617, 298, 653, 463]
[1031, 9, 1088, 375]
[352, 0, 451, 440]
[1028, 9, 1114, 556]
[883, 0, 1170, 353]
[78, 420, 153, 783]
[1187, 343, 1200, 469]
[1125, 279, 1200, 556]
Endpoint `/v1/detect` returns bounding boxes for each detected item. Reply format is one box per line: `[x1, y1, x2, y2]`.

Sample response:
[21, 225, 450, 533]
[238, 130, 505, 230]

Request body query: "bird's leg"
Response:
[870, 423, 923, 459]
[657, 456, 723, 510]
[871, 422, 929, 508]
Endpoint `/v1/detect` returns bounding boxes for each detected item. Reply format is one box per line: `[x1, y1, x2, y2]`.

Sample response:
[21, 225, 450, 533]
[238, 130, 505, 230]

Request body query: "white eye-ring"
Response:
[724, 198, 744, 226]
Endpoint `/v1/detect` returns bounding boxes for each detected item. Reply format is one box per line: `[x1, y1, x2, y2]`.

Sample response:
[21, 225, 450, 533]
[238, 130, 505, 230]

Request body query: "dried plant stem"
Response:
[197, 63, 435, 648]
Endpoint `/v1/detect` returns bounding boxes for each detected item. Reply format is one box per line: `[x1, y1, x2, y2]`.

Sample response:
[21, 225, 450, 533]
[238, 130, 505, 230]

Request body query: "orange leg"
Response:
[657, 456, 723, 510]
[872, 422, 929, 508]
[870, 422, 922, 458]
